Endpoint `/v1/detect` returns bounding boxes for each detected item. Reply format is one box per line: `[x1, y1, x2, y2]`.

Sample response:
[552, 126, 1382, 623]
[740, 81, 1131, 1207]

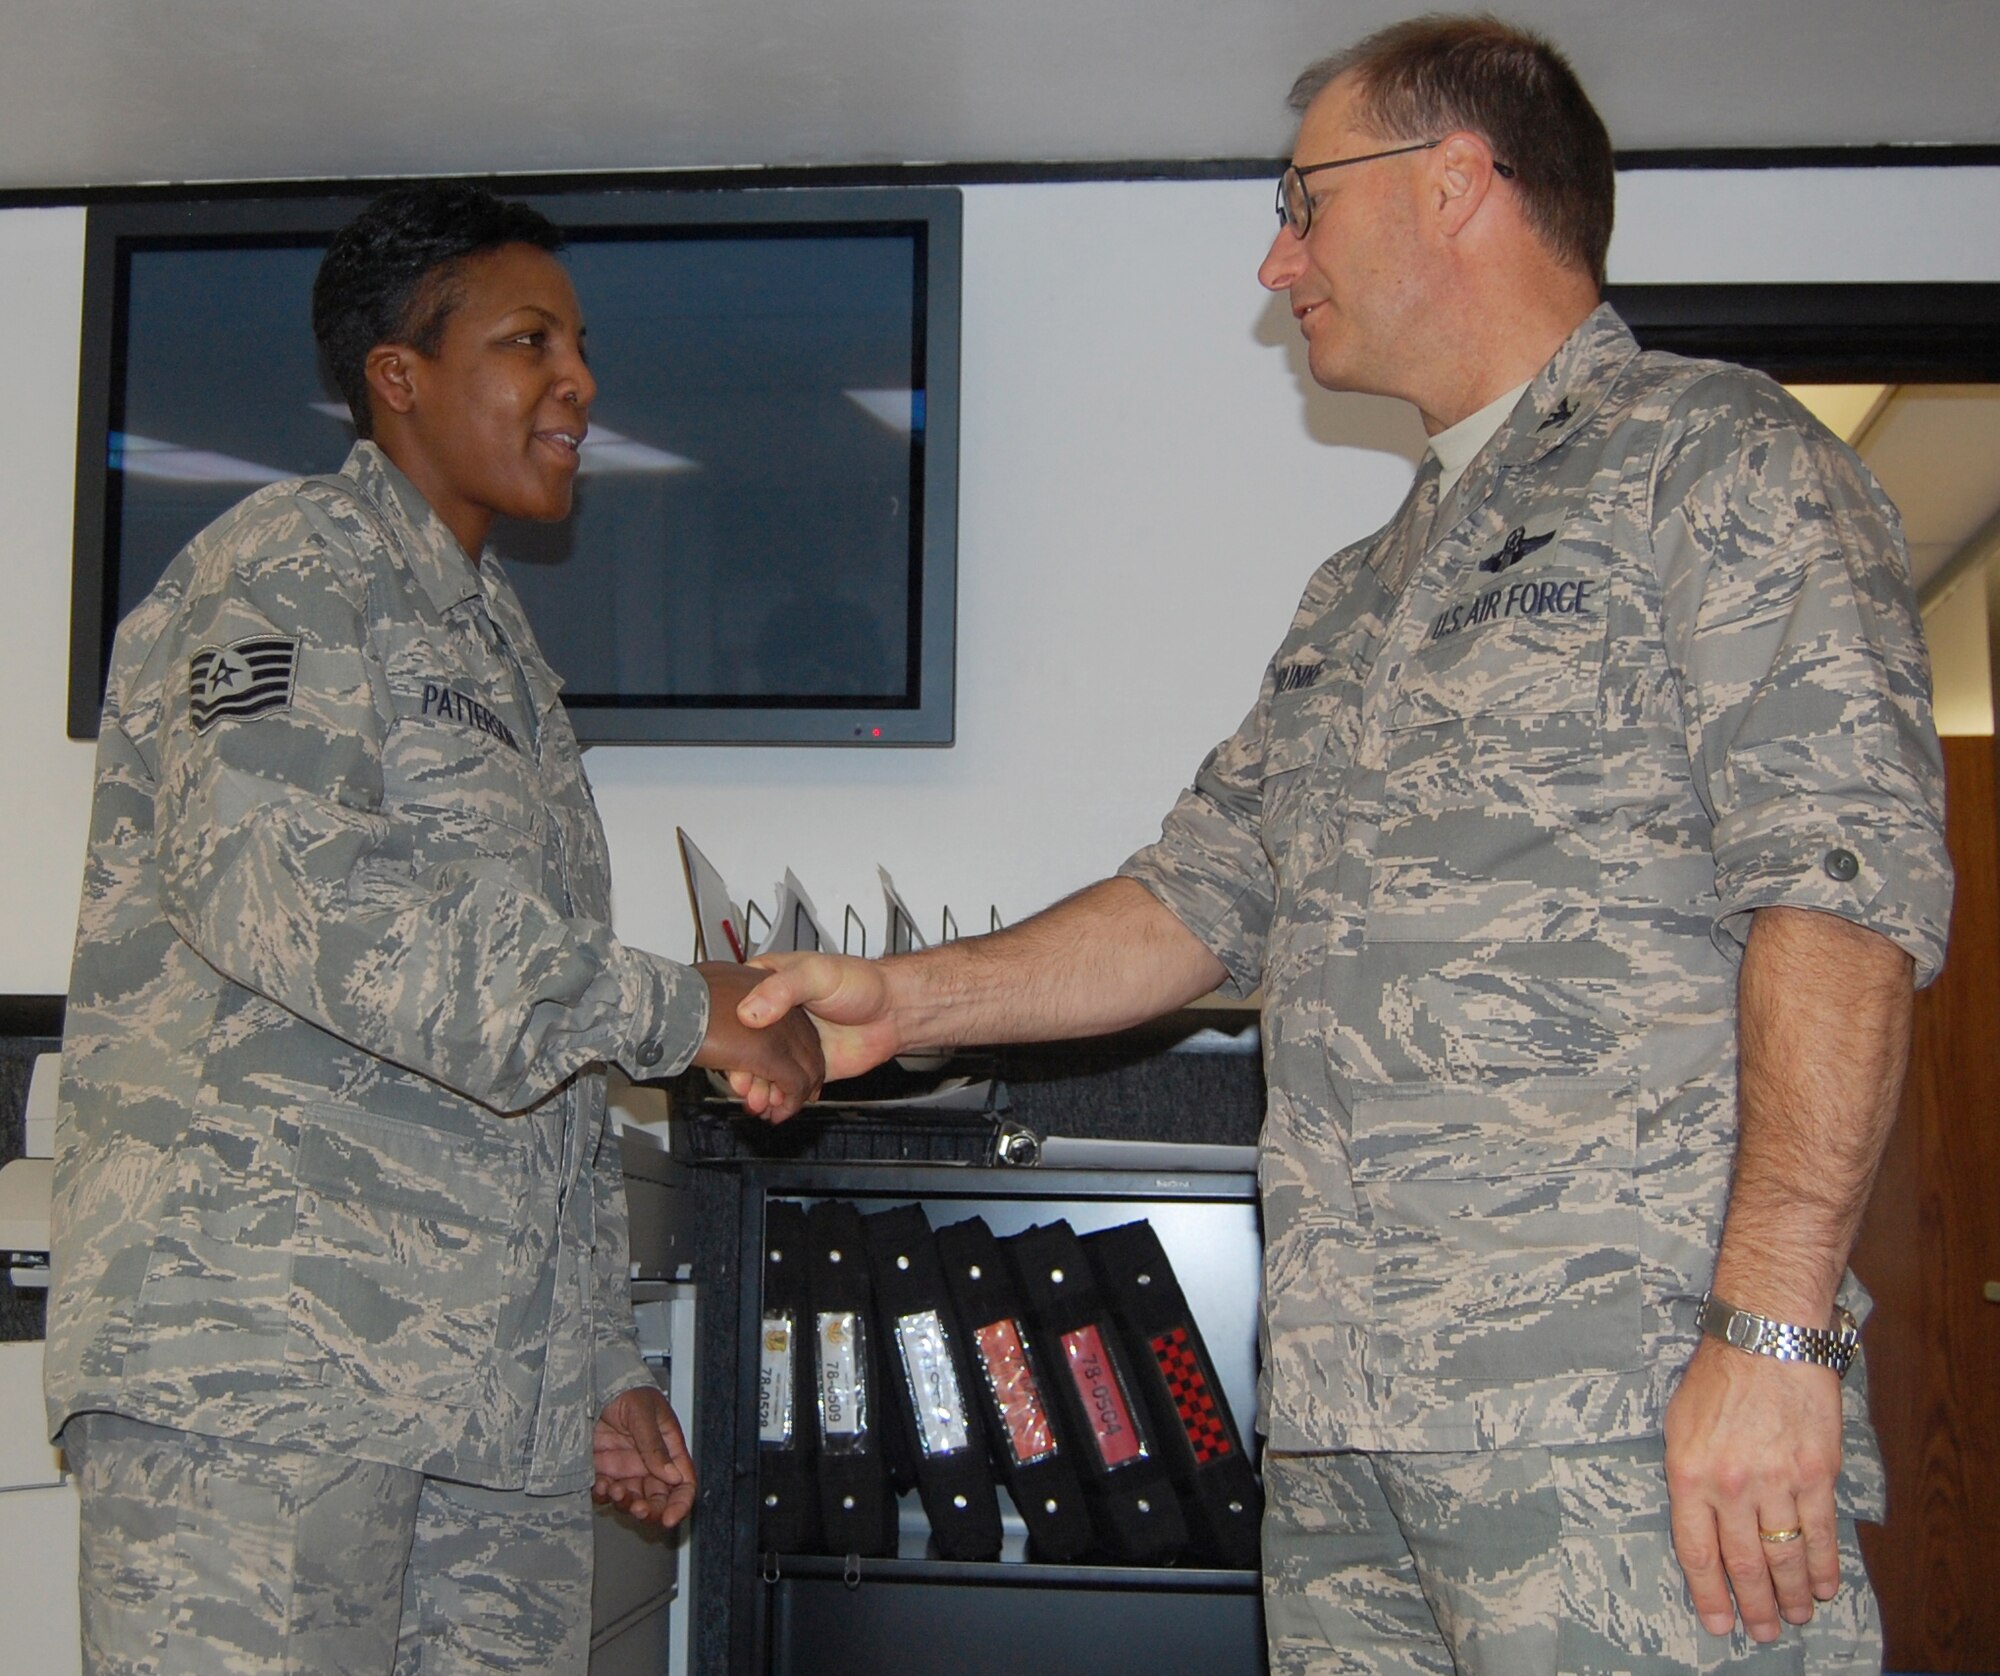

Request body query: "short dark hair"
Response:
[311, 181, 563, 437]
[1289, 14, 1614, 290]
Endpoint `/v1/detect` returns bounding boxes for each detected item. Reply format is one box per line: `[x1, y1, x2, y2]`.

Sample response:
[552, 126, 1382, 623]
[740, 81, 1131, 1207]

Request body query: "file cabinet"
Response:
[690, 1157, 1267, 1676]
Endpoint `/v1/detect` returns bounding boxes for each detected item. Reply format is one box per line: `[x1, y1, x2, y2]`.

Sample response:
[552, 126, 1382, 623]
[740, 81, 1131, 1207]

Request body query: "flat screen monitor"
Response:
[69, 182, 961, 745]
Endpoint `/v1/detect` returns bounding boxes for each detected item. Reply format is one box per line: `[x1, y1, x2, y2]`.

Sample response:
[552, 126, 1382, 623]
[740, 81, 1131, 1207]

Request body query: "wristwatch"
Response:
[1698, 1292, 1860, 1377]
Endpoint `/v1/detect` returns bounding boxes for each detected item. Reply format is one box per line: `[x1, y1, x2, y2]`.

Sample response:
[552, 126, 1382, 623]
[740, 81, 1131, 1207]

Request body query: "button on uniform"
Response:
[1824, 847, 1860, 882]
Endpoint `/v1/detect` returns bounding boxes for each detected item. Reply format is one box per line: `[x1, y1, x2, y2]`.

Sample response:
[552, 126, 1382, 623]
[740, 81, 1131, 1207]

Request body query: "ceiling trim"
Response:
[1607, 283, 2000, 383]
[1615, 145, 2000, 172]
[7, 160, 1284, 211]
[1921, 500, 2000, 612]
[6, 145, 2000, 211]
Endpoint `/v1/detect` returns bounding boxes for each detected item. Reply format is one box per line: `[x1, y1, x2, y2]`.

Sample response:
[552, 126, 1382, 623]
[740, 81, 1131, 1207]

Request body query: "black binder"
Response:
[1003, 1220, 1188, 1564]
[1084, 1219, 1262, 1569]
[935, 1215, 1094, 1563]
[861, 1204, 1005, 1560]
[803, 1199, 897, 1557]
[756, 1200, 820, 1556]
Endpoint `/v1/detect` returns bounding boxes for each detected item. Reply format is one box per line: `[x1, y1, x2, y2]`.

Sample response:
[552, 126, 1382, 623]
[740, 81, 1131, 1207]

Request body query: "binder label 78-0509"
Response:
[816, 1310, 871, 1455]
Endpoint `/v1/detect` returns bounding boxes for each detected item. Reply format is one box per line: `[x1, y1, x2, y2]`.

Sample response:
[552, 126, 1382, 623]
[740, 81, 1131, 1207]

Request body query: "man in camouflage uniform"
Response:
[47, 183, 822, 1674]
[736, 17, 1952, 1672]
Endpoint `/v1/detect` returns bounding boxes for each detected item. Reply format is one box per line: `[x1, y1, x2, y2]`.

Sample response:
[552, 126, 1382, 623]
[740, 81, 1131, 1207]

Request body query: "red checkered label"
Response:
[1151, 1326, 1232, 1464]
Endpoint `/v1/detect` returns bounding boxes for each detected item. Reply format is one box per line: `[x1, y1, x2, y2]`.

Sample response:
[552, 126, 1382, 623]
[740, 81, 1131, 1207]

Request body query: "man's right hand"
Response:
[690, 960, 825, 1121]
[738, 952, 904, 1083]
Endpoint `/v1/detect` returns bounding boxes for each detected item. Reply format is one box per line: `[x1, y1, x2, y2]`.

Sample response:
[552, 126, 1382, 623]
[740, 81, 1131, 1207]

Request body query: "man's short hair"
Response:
[312, 181, 563, 438]
[1290, 14, 1614, 290]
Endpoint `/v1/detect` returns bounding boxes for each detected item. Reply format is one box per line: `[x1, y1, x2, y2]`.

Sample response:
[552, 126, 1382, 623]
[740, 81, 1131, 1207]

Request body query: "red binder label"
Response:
[1062, 1323, 1146, 1470]
[1151, 1326, 1232, 1464]
[975, 1318, 1057, 1466]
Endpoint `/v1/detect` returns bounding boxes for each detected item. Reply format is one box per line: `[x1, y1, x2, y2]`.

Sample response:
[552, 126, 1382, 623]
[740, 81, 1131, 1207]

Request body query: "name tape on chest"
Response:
[188, 635, 300, 732]
[419, 681, 522, 753]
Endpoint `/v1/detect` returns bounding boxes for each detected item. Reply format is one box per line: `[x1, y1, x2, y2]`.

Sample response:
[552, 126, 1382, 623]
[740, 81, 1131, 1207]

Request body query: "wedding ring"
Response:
[1759, 1525, 1804, 1544]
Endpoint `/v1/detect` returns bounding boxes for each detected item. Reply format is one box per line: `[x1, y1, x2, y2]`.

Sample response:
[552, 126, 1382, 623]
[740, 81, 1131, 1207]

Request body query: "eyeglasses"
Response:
[1275, 140, 1516, 238]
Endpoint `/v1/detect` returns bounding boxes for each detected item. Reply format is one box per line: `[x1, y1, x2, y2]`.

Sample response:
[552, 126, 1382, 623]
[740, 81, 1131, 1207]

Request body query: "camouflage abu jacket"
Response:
[46, 442, 707, 1493]
[1123, 307, 1951, 1480]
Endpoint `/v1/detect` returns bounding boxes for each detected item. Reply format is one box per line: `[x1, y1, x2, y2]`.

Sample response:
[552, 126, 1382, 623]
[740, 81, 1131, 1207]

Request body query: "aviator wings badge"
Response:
[1477, 525, 1557, 575]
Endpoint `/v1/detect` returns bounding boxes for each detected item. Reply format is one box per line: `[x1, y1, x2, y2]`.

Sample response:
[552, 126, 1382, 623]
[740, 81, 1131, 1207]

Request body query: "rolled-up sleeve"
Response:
[1651, 373, 1953, 985]
[1119, 672, 1281, 1000]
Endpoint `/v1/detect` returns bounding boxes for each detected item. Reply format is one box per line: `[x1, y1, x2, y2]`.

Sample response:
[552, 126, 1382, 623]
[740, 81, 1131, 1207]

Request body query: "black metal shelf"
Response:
[718, 1157, 1259, 1204]
[699, 1151, 1267, 1675]
[765, 1552, 1259, 1593]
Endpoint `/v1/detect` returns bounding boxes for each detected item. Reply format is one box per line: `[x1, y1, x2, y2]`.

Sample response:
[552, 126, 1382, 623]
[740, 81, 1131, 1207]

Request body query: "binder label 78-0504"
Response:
[1061, 1324, 1147, 1470]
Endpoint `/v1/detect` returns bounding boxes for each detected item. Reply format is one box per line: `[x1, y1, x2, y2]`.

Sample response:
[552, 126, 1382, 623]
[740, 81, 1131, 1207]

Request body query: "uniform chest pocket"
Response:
[1260, 651, 1364, 831]
[1366, 563, 1610, 948]
[377, 615, 546, 841]
[1401, 563, 1608, 726]
[1260, 710, 1328, 797]
[285, 1103, 529, 1409]
[1257, 709, 1339, 899]
[380, 693, 549, 864]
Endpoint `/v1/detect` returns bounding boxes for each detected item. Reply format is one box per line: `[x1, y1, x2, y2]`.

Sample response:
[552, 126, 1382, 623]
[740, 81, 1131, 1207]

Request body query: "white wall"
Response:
[0, 207, 90, 995]
[6, 168, 2000, 993]
[1923, 560, 1996, 737]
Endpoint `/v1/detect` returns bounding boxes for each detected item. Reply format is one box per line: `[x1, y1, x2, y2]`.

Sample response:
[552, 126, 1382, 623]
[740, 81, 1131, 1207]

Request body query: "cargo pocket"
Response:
[1352, 1079, 1643, 1384]
[285, 1103, 528, 1408]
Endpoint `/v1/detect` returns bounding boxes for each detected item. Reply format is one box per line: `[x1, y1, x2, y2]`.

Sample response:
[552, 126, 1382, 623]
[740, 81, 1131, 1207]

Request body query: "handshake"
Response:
[681, 877, 1233, 1121]
[688, 952, 901, 1123]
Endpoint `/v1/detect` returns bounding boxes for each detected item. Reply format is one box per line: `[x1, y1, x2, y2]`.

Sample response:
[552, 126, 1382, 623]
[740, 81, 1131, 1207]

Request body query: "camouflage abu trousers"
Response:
[65, 1411, 594, 1676]
[1264, 1437, 1882, 1676]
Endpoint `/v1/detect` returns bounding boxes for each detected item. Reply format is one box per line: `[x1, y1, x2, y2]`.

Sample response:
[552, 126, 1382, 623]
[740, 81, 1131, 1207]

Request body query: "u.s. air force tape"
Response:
[188, 635, 300, 731]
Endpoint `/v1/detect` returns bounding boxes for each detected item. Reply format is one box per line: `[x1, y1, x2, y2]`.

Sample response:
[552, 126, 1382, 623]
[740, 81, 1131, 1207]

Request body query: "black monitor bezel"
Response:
[68, 180, 962, 746]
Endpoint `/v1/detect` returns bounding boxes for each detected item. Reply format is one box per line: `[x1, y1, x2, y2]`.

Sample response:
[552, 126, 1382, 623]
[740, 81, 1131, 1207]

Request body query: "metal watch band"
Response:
[1697, 1292, 1860, 1377]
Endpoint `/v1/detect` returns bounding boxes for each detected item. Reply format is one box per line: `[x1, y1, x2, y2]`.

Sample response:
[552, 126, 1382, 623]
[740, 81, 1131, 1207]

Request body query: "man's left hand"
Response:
[1664, 1337, 1844, 1643]
[593, 1385, 697, 1528]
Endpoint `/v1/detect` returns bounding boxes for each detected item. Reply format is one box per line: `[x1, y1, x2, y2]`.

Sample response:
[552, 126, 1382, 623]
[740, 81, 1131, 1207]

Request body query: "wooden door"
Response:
[1852, 735, 2000, 1669]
